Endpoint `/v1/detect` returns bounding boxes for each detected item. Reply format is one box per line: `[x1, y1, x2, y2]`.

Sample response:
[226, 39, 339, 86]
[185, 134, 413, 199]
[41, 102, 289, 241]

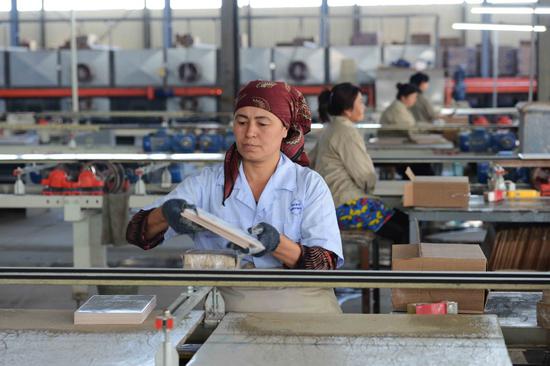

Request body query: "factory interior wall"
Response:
[0, 5, 534, 50]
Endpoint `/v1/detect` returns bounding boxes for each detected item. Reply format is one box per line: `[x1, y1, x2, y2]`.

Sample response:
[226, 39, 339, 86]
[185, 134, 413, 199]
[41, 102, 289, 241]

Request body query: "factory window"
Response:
[0, 1, 10, 11]
[43, 0, 146, 11]
[17, 0, 42, 11]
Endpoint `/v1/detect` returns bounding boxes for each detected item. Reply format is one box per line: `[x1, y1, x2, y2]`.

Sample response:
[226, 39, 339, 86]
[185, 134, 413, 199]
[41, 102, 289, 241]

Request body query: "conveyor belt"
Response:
[1, 267, 549, 290]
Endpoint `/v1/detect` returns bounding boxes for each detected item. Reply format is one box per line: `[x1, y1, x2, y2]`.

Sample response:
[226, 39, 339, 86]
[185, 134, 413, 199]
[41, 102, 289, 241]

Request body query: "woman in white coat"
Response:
[126, 80, 343, 314]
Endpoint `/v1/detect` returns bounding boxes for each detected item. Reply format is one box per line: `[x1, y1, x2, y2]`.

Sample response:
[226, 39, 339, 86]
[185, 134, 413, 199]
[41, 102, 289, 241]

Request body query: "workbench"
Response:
[0, 309, 204, 366]
[188, 312, 511, 366]
[0, 194, 160, 298]
[405, 195, 550, 243]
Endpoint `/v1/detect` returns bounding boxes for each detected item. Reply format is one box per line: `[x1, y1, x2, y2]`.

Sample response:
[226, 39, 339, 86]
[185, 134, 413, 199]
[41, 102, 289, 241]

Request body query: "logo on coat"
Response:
[290, 200, 303, 216]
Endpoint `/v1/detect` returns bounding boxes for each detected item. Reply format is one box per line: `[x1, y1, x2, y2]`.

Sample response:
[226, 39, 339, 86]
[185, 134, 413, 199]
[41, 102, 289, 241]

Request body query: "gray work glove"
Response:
[227, 222, 281, 257]
[161, 198, 204, 235]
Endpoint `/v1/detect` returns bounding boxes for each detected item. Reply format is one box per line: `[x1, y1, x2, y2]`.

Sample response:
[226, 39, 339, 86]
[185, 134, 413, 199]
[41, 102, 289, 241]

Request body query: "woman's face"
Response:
[401, 92, 418, 108]
[233, 106, 288, 164]
[344, 92, 365, 123]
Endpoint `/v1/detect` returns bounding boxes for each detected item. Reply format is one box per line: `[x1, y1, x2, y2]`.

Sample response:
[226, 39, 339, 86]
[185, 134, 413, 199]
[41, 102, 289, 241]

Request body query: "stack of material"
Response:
[74, 295, 156, 325]
[489, 226, 550, 271]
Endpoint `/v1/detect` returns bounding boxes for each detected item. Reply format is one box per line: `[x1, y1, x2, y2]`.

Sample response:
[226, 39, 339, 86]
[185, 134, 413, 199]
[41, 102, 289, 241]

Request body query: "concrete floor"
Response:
[0, 208, 392, 313]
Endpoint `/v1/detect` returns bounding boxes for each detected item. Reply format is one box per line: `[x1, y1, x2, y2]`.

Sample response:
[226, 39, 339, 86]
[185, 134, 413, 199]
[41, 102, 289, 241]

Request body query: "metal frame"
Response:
[406, 195, 550, 243]
[1, 267, 549, 290]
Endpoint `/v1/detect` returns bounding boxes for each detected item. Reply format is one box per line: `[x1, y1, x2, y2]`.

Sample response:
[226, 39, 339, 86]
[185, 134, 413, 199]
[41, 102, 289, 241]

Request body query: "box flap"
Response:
[419, 243, 486, 260]
[405, 167, 416, 181]
[392, 244, 419, 260]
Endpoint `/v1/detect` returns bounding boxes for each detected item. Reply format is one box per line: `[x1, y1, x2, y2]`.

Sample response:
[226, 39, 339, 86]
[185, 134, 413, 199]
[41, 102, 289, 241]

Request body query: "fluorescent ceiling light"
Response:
[452, 22, 546, 31]
[472, 6, 533, 14]
[487, 0, 537, 3]
[354, 0, 476, 5]
[472, 6, 550, 14]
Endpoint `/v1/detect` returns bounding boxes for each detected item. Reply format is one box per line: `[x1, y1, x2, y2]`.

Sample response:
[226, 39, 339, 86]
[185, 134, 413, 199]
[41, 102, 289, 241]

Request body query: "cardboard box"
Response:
[392, 243, 487, 314]
[403, 167, 470, 208]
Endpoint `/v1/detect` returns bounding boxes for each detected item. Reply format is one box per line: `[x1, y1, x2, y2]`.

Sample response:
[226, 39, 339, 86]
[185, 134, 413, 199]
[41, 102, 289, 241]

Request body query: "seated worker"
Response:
[126, 80, 343, 314]
[309, 82, 408, 243]
[379, 83, 419, 138]
[409, 72, 436, 123]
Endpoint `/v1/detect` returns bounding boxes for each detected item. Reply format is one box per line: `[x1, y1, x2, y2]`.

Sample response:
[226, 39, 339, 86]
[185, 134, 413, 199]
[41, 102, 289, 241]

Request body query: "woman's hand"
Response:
[229, 222, 301, 268]
[161, 199, 204, 234]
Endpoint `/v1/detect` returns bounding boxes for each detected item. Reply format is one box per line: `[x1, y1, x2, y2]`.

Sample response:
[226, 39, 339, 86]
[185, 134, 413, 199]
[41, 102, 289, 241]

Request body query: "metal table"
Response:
[0, 309, 204, 366]
[188, 312, 511, 366]
[0, 194, 160, 298]
[406, 195, 550, 243]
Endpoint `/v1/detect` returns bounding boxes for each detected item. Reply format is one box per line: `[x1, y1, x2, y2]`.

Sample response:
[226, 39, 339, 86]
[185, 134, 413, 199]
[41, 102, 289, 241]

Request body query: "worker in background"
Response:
[379, 83, 419, 138]
[409, 72, 436, 123]
[126, 80, 343, 314]
[309, 83, 408, 243]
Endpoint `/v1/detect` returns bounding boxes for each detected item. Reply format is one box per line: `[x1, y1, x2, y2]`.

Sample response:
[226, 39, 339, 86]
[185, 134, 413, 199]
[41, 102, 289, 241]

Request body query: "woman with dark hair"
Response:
[379, 82, 419, 138]
[310, 83, 408, 242]
[409, 72, 436, 122]
[126, 80, 343, 313]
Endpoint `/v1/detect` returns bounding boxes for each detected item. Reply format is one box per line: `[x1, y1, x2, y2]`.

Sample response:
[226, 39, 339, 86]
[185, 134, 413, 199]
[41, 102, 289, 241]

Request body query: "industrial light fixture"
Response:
[452, 22, 547, 32]
[472, 6, 550, 14]
[486, 0, 537, 3]
[352, 0, 482, 5]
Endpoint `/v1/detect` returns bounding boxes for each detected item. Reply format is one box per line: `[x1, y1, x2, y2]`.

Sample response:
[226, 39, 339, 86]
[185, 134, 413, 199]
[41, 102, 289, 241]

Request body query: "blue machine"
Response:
[172, 132, 197, 153]
[199, 132, 224, 153]
[143, 128, 172, 152]
[468, 128, 491, 153]
[459, 131, 470, 152]
[490, 130, 517, 152]
[224, 131, 236, 150]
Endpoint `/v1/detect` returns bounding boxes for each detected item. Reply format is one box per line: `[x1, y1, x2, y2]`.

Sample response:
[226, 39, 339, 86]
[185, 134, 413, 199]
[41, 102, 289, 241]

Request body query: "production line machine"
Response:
[0, 268, 549, 366]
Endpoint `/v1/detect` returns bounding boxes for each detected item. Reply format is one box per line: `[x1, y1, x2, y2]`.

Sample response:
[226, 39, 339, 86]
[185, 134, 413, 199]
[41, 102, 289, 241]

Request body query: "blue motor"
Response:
[143, 128, 172, 152]
[490, 130, 517, 152]
[172, 132, 197, 153]
[224, 131, 236, 150]
[459, 131, 470, 152]
[469, 128, 491, 153]
[199, 132, 224, 153]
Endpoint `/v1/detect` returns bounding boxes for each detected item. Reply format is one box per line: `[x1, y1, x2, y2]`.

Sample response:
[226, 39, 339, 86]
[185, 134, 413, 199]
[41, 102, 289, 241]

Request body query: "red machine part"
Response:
[155, 316, 174, 330]
[41, 168, 74, 195]
[41, 167, 104, 195]
[76, 169, 104, 195]
[496, 115, 513, 126]
[472, 116, 490, 126]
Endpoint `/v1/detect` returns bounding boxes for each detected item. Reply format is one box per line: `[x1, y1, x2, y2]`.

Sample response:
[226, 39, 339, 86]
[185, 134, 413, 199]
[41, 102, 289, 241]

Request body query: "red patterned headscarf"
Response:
[223, 80, 312, 205]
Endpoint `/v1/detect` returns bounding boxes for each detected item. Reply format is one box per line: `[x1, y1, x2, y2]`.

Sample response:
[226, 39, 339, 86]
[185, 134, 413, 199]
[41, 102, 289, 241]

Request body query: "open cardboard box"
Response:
[392, 243, 487, 314]
[403, 167, 470, 208]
